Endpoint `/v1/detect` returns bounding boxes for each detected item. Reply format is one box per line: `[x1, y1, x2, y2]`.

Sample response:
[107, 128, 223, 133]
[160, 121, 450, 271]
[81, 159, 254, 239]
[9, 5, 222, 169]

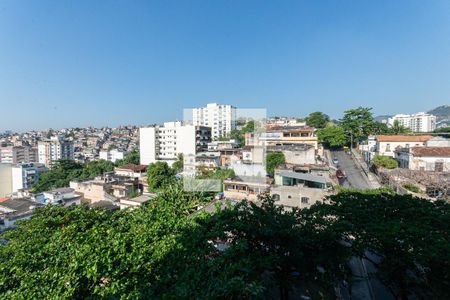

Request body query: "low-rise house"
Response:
[119, 194, 153, 210]
[267, 144, 316, 165]
[37, 188, 82, 206]
[395, 147, 450, 172]
[361, 135, 433, 162]
[207, 140, 239, 151]
[270, 170, 332, 209]
[223, 177, 271, 201]
[99, 149, 125, 163]
[114, 164, 147, 178]
[0, 197, 41, 231]
[70, 174, 139, 204]
[245, 126, 318, 150]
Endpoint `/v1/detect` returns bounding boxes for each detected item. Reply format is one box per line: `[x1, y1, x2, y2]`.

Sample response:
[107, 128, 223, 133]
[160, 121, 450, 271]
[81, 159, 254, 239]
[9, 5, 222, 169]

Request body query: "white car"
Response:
[332, 158, 339, 164]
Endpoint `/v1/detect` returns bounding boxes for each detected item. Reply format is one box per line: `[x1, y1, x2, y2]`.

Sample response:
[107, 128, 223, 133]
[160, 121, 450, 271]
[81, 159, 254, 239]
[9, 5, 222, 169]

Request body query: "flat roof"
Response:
[277, 170, 330, 184]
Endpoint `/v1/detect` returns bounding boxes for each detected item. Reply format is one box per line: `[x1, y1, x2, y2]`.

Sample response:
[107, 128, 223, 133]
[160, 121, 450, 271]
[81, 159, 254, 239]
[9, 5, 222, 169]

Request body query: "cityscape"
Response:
[1, 1, 450, 300]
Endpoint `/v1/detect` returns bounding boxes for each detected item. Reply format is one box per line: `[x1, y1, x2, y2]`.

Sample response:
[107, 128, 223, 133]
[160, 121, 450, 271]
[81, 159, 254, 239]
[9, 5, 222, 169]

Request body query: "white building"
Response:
[395, 147, 450, 172]
[192, 103, 236, 139]
[11, 163, 47, 193]
[38, 136, 74, 167]
[388, 112, 437, 133]
[360, 135, 433, 162]
[99, 149, 124, 163]
[140, 121, 211, 166]
[0, 163, 13, 197]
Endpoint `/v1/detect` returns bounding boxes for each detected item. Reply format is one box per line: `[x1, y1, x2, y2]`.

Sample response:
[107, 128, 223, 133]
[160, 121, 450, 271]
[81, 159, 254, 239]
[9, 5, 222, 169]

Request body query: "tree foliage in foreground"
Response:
[308, 190, 450, 300]
[1, 188, 449, 299]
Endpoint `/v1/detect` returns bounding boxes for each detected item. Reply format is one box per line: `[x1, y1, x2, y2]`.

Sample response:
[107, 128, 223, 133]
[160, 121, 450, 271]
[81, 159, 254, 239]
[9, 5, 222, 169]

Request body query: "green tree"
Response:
[317, 125, 347, 147]
[372, 155, 398, 169]
[115, 150, 140, 167]
[305, 111, 330, 129]
[390, 120, 412, 135]
[171, 154, 184, 173]
[146, 161, 175, 192]
[340, 107, 375, 146]
[32, 159, 115, 193]
[266, 152, 285, 175]
[372, 121, 391, 135]
[434, 126, 450, 133]
[308, 190, 450, 299]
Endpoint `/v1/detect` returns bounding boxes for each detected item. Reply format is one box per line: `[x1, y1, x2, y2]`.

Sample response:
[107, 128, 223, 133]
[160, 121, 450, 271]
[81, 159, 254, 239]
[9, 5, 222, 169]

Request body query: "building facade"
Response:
[192, 103, 236, 139]
[0, 146, 37, 164]
[140, 122, 211, 165]
[245, 126, 318, 150]
[395, 147, 450, 172]
[38, 136, 74, 167]
[388, 112, 437, 132]
[11, 163, 47, 193]
[99, 149, 125, 163]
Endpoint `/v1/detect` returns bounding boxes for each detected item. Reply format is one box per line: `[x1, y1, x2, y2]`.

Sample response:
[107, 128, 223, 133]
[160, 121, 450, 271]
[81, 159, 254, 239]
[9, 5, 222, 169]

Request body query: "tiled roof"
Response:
[411, 147, 450, 157]
[377, 135, 433, 142]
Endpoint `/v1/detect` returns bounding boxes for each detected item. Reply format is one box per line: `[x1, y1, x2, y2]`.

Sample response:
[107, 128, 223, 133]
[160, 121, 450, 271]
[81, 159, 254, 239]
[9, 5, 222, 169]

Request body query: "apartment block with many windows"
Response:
[140, 122, 211, 166]
[192, 103, 236, 139]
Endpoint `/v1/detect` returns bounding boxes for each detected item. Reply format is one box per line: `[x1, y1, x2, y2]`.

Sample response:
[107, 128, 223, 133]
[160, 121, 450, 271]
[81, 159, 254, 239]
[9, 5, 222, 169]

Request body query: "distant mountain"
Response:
[374, 115, 392, 122]
[428, 105, 450, 122]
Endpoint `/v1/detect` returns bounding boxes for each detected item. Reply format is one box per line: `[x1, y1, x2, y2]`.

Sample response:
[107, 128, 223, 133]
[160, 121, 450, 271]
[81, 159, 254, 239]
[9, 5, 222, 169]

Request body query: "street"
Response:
[331, 150, 371, 189]
[330, 149, 394, 300]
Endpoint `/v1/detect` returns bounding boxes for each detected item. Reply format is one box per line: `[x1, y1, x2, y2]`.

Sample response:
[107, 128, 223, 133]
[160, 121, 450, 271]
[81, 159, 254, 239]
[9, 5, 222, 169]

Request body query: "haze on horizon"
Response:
[1, 0, 450, 132]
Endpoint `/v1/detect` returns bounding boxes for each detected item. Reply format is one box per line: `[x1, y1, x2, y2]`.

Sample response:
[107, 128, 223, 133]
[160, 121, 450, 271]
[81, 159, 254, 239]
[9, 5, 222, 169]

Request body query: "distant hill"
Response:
[428, 105, 450, 122]
[374, 115, 392, 122]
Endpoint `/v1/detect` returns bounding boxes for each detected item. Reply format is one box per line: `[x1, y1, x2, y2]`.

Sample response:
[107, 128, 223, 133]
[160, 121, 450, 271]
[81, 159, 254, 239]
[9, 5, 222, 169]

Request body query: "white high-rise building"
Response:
[192, 103, 236, 139]
[11, 163, 47, 192]
[388, 112, 436, 133]
[38, 136, 74, 167]
[140, 122, 211, 165]
[0, 146, 37, 164]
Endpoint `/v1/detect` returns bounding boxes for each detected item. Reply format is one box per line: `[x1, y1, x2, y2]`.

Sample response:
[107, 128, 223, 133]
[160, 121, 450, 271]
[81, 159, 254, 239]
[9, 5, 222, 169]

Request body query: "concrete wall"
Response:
[283, 148, 315, 165]
[0, 163, 12, 197]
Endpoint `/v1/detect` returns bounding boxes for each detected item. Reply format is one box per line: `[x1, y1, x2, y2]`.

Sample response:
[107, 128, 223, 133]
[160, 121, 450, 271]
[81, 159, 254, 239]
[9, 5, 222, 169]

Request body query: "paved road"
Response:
[331, 150, 371, 189]
[331, 150, 394, 300]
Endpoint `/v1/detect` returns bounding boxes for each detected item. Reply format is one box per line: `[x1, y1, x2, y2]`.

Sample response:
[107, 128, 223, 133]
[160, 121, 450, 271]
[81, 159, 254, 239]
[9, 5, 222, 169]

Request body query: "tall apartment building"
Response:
[140, 121, 211, 165]
[11, 163, 47, 192]
[388, 112, 437, 132]
[192, 103, 236, 139]
[38, 136, 74, 167]
[0, 146, 37, 164]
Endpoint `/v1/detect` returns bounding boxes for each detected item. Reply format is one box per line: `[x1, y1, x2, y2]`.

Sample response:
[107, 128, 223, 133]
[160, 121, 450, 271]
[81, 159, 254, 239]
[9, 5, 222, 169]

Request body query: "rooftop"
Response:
[377, 135, 433, 142]
[116, 164, 147, 172]
[277, 170, 330, 184]
[411, 146, 450, 157]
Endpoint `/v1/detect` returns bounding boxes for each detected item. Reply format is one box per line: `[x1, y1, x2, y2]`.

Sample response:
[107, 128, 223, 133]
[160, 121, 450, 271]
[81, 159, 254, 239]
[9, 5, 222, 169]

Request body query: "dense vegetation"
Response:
[266, 152, 285, 175]
[372, 155, 399, 169]
[2, 188, 448, 299]
[32, 151, 140, 193]
[317, 107, 413, 148]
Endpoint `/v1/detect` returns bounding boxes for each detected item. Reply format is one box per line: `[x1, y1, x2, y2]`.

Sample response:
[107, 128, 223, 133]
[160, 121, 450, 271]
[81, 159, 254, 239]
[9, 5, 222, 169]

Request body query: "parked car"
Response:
[336, 169, 346, 179]
[332, 157, 339, 164]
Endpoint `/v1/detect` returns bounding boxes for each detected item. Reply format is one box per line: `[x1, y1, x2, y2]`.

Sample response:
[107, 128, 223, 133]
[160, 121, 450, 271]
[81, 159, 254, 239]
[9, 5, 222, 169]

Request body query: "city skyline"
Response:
[2, 1, 450, 131]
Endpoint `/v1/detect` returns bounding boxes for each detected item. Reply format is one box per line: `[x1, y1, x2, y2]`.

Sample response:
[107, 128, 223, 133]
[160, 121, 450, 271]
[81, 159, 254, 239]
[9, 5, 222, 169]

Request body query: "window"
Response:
[301, 197, 309, 204]
[435, 162, 444, 172]
[386, 143, 391, 151]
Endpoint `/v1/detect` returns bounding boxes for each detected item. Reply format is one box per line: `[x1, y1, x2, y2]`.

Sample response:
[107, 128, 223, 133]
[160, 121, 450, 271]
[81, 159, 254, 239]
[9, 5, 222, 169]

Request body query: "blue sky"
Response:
[1, 0, 450, 131]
